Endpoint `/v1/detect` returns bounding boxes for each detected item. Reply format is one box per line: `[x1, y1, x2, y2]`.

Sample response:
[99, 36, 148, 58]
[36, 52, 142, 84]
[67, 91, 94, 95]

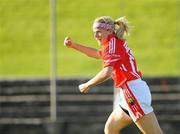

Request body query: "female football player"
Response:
[64, 16, 164, 134]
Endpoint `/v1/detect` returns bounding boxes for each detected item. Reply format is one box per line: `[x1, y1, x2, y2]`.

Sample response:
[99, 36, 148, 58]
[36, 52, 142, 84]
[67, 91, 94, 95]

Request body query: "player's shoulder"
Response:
[108, 34, 126, 45]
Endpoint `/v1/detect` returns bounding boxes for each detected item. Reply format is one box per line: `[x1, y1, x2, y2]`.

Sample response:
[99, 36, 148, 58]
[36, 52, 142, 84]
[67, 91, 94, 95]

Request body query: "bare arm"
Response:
[64, 37, 101, 59]
[79, 66, 113, 93]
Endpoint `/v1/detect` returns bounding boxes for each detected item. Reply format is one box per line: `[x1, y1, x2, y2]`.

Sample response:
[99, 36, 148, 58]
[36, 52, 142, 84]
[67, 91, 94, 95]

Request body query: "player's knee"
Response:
[104, 125, 115, 134]
[104, 120, 120, 134]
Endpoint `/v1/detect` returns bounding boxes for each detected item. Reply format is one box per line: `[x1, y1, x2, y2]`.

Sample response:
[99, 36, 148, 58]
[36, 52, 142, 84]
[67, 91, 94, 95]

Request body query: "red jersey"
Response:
[98, 34, 142, 88]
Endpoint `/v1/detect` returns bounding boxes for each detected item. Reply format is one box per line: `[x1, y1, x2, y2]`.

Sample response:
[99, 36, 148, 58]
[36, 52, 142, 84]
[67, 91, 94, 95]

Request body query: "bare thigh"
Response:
[104, 106, 133, 134]
[135, 112, 164, 134]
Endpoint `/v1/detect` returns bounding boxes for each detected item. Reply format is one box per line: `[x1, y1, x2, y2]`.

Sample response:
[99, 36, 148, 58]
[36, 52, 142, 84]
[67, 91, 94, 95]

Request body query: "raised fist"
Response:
[64, 37, 73, 48]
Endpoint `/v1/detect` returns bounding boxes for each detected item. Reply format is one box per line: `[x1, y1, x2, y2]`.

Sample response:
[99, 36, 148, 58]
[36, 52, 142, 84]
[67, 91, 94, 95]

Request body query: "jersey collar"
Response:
[102, 34, 117, 46]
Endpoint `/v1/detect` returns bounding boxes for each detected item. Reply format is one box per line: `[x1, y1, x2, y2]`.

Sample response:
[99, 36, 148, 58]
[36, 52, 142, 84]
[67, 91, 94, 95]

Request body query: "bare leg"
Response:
[135, 112, 164, 134]
[104, 106, 133, 134]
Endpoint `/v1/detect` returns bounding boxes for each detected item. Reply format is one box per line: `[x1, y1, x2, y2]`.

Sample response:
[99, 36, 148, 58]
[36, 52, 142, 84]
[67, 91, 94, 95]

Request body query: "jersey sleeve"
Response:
[102, 39, 121, 68]
[103, 52, 121, 67]
[98, 49, 103, 57]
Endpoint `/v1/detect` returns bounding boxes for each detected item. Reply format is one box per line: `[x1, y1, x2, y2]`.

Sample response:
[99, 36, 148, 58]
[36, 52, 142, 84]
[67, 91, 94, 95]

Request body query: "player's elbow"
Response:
[86, 50, 102, 59]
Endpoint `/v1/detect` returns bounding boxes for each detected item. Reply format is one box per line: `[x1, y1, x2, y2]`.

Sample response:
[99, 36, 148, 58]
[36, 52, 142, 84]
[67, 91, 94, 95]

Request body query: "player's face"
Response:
[93, 28, 112, 45]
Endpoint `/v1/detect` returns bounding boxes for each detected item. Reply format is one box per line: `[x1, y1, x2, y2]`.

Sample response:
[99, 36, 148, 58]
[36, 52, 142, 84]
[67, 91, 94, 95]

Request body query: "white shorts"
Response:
[114, 79, 153, 122]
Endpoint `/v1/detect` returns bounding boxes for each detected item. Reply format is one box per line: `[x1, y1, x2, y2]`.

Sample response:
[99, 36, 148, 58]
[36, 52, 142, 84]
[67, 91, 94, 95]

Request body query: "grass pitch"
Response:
[0, 0, 179, 77]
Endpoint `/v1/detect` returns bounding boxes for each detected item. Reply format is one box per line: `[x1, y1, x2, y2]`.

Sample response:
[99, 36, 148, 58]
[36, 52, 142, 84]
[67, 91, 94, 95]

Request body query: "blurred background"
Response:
[0, 0, 179, 134]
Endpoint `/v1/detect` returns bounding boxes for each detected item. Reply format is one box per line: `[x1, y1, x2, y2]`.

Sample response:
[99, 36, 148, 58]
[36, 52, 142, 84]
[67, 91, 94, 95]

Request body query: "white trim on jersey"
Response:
[130, 59, 136, 73]
[121, 64, 127, 71]
[123, 41, 141, 78]
[109, 38, 116, 54]
[131, 72, 140, 78]
[104, 59, 119, 63]
[113, 38, 116, 53]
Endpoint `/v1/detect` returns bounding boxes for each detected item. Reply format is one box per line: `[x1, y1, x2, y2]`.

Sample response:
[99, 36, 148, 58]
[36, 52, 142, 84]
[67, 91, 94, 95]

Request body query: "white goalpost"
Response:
[49, 0, 57, 122]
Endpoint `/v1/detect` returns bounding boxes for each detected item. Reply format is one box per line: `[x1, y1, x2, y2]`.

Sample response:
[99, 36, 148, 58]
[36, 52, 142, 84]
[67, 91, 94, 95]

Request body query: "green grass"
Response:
[0, 0, 179, 78]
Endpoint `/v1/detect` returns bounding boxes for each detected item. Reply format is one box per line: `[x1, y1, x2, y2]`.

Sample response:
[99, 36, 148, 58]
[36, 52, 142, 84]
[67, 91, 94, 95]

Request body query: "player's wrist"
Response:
[70, 42, 76, 48]
[86, 81, 93, 88]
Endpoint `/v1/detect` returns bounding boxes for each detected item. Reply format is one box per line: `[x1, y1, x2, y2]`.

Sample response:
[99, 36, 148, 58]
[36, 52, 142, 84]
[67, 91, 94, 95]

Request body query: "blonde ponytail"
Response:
[93, 16, 130, 39]
[114, 16, 129, 39]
